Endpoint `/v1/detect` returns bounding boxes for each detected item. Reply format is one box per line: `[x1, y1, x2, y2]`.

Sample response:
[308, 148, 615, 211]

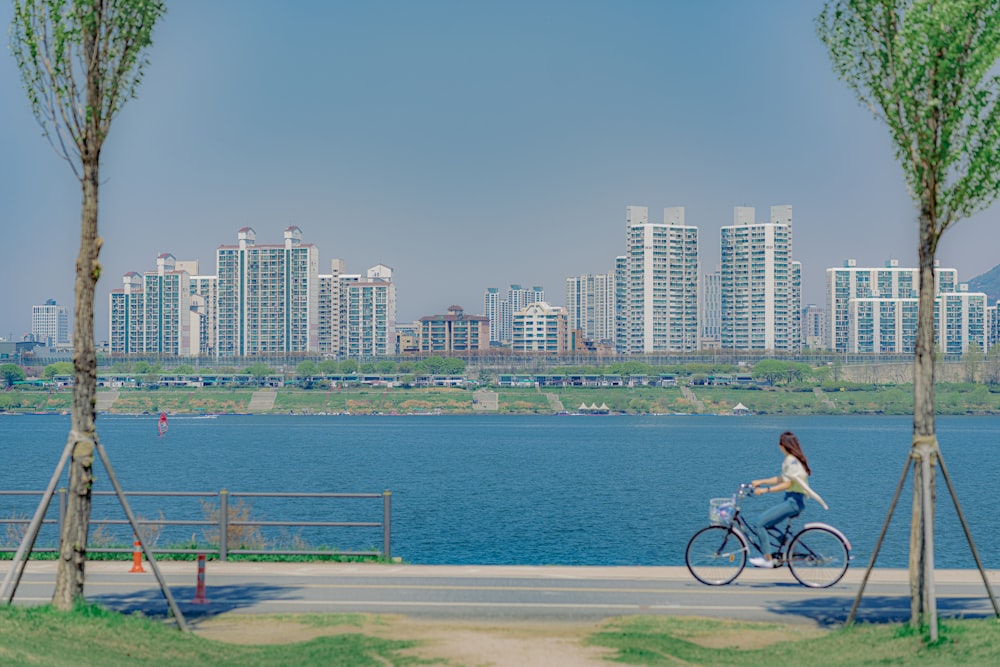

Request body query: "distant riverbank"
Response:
[2, 383, 998, 416]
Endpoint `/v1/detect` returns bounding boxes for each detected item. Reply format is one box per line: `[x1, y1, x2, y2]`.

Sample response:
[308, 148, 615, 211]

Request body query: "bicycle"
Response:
[685, 483, 852, 588]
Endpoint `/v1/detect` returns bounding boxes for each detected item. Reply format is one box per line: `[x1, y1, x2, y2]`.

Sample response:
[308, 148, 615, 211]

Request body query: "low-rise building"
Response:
[417, 306, 489, 353]
[512, 302, 568, 354]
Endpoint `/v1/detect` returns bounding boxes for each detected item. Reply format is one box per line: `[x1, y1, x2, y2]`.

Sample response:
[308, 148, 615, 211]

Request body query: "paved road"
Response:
[9, 562, 999, 627]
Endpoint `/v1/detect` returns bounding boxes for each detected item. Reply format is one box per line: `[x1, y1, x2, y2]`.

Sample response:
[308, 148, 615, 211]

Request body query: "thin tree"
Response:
[817, 0, 1000, 637]
[10, 0, 165, 609]
[986, 342, 1000, 385]
[962, 341, 983, 383]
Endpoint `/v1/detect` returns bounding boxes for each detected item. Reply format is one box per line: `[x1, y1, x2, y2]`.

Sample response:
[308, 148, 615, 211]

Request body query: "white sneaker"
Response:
[749, 556, 775, 569]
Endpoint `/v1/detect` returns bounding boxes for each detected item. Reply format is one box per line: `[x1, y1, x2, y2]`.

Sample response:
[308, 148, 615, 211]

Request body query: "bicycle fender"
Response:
[803, 522, 852, 552]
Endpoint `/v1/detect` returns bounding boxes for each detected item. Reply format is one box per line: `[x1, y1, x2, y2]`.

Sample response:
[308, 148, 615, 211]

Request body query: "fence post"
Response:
[58, 488, 66, 536]
[219, 489, 228, 562]
[383, 490, 391, 560]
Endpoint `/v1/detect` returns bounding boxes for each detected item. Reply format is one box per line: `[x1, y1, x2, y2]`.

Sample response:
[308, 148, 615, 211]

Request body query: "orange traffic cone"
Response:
[129, 539, 145, 573]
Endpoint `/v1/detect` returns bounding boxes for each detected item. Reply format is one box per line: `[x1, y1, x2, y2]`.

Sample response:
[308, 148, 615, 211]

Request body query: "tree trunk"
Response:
[909, 207, 939, 630]
[52, 157, 101, 610]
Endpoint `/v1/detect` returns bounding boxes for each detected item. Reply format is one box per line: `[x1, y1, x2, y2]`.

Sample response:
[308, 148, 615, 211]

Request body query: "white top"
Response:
[781, 455, 829, 510]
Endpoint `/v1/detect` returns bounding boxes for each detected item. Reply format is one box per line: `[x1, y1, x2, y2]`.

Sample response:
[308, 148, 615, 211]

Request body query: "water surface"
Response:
[1, 414, 996, 568]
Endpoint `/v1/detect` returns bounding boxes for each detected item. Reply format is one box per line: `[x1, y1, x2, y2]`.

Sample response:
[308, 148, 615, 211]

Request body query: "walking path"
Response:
[537, 385, 564, 412]
[680, 386, 706, 412]
[247, 390, 277, 412]
[472, 389, 498, 411]
[96, 391, 119, 412]
[813, 387, 837, 409]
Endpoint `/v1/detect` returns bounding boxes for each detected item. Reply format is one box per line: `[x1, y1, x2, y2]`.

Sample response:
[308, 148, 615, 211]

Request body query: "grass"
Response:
[587, 616, 1000, 666]
[0, 603, 430, 667]
[2, 603, 999, 666]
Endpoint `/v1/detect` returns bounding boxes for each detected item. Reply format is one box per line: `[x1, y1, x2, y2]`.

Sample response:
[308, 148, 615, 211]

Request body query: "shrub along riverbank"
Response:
[2, 383, 999, 415]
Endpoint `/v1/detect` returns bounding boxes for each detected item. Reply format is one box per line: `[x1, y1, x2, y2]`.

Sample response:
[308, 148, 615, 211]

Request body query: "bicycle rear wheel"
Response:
[685, 525, 747, 585]
[786, 526, 850, 588]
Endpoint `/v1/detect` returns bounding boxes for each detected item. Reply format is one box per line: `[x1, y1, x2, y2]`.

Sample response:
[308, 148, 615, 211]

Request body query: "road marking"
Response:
[18, 578, 985, 601]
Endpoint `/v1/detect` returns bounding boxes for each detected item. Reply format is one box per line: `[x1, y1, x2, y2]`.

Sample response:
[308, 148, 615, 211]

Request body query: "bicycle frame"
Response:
[724, 488, 815, 562]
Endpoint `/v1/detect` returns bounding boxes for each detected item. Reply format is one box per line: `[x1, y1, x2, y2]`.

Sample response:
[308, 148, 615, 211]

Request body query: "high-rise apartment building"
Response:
[343, 264, 396, 357]
[509, 285, 544, 314]
[701, 269, 721, 346]
[720, 205, 801, 352]
[483, 287, 505, 345]
[187, 267, 217, 357]
[801, 304, 826, 350]
[31, 299, 70, 347]
[108, 229, 396, 359]
[215, 227, 319, 357]
[825, 259, 958, 353]
[483, 284, 544, 345]
[624, 206, 700, 353]
[614, 255, 627, 353]
[144, 254, 191, 355]
[318, 259, 348, 356]
[565, 272, 615, 344]
[847, 288, 986, 354]
[110, 273, 144, 354]
[987, 301, 1000, 352]
[936, 288, 986, 355]
[848, 297, 917, 354]
[109, 255, 192, 355]
[512, 301, 568, 353]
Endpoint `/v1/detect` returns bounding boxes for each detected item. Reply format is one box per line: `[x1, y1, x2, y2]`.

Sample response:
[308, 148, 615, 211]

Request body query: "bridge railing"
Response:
[0, 489, 391, 561]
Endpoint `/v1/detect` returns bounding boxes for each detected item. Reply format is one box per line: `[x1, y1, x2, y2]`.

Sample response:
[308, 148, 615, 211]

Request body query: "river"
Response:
[1, 413, 997, 568]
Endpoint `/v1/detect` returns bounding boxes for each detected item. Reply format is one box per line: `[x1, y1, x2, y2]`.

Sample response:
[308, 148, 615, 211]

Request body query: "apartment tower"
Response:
[720, 205, 801, 352]
[215, 227, 319, 357]
[565, 272, 616, 345]
[825, 259, 957, 353]
[624, 206, 700, 353]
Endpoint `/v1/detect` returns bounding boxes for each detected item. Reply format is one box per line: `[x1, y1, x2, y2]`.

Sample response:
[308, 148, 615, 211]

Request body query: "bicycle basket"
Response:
[709, 497, 735, 525]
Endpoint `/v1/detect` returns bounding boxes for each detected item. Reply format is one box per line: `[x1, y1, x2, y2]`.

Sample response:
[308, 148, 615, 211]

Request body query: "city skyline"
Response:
[3, 1, 1000, 342]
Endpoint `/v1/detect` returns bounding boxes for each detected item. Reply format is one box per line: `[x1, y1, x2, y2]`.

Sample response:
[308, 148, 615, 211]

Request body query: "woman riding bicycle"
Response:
[747, 431, 828, 568]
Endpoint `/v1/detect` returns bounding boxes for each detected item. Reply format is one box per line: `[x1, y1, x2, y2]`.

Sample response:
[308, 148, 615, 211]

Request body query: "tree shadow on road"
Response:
[92, 584, 294, 620]
[768, 594, 996, 627]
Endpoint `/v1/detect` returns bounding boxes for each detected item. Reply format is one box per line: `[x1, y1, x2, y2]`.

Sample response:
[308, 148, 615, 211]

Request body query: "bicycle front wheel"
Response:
[685, 525, 747, 586]
[786, 526, 850, 588]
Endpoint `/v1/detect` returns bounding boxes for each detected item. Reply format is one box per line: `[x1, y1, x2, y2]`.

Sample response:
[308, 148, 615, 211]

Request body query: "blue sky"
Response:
[2, 1, 998, 342]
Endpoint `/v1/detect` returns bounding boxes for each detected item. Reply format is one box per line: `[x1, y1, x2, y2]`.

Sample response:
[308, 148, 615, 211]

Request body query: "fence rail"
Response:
[0, 488, 391, 561]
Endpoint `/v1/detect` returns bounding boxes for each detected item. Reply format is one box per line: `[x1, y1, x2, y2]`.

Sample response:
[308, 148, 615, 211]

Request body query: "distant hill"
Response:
[968, 263, 1000, 304]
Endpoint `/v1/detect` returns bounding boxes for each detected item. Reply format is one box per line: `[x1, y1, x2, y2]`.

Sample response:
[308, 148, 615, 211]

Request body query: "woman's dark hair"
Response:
[780, 431, 811, 475]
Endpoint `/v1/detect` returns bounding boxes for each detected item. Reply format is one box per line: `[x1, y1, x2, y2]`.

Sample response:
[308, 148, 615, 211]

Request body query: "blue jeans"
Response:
[746, 492, 805, 557]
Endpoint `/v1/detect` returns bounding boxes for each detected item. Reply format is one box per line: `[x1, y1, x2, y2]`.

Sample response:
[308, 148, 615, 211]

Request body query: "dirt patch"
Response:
[194, 614, 614, 666]
[193, 616, 348, 645]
